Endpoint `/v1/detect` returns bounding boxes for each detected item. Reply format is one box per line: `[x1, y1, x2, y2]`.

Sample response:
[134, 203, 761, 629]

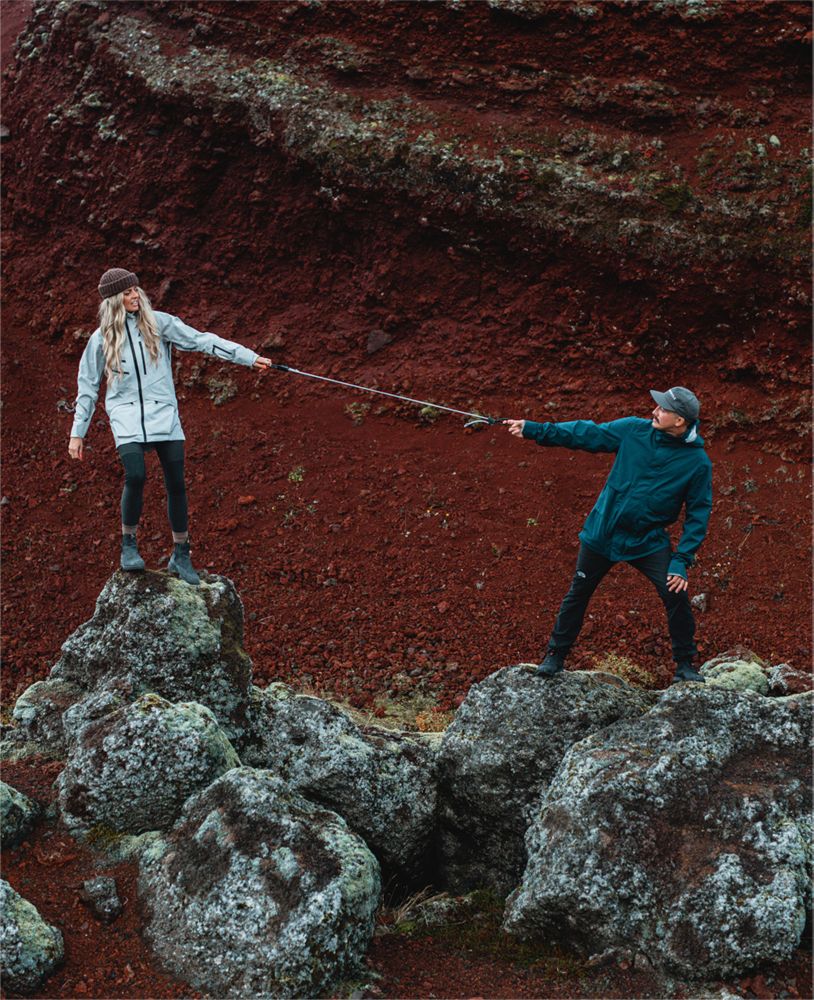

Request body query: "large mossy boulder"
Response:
[57, 693, 240, 842]
[0, 879, 64, 994]
[240, 683, 437, 884]
[49, 570, 252, 742]
[138, 767, 380, 998]
[504, 687, 813, 979]
[437, 665, 656, 895]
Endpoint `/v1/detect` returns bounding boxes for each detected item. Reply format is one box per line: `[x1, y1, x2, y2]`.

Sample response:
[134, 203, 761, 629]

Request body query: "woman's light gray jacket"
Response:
[70, 311, 259, 447]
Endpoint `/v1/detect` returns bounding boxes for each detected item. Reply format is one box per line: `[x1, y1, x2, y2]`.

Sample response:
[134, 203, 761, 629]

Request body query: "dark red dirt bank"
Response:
[1, 1, 811, 998]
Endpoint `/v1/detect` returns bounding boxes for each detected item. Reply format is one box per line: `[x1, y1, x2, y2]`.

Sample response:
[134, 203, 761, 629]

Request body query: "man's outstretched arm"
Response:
[505, 417, 637, 453]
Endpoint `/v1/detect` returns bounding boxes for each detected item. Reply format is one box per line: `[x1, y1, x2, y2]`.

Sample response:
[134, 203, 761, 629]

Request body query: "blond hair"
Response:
[99, 287, 161, 382]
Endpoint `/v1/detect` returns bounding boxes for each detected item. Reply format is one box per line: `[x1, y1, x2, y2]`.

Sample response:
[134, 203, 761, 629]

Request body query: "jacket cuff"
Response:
[522, 420, 545, 440]
[668, 557, 688, 579]
[236, 345, 259, 367]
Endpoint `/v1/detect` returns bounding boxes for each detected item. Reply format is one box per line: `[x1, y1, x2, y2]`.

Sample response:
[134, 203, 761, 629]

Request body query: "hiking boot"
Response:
[167, 541, 200, 586]
[120, 533, 145, 572]
[671, 661, 705, 684]
[536, 651, 566, 678]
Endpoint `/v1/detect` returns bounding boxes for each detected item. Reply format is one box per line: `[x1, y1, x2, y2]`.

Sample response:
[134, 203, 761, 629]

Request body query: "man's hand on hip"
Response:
[667, 574, 688, 593]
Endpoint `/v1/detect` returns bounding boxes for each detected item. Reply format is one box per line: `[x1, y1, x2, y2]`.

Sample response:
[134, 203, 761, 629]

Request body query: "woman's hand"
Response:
[505, 419, 526, 438]
[666, 574, 688, 593]
[68, 437, 84, 461]
[252, 356, 273, 372]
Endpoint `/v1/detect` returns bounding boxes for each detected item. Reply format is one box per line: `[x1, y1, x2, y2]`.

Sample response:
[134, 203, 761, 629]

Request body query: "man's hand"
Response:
[505, 419, 526, 438]
[68, 437, 84, 461]
[667, 574, 688, 593]
[253, 356, 273, 372]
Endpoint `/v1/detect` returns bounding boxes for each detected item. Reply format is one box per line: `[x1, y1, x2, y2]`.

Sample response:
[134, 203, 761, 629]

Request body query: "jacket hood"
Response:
[656, 419, 705, 448]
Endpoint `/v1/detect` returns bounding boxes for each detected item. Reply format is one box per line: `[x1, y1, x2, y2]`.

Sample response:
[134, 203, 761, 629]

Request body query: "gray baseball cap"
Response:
[650, 386, 700, 423]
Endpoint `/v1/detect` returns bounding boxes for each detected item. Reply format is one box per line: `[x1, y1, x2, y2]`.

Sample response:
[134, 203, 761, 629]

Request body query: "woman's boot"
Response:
[168, 541, 200, 585]
[120, 533, 146, 571]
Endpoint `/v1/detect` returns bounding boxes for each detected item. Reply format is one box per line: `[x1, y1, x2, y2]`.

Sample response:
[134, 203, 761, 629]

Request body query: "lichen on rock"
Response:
[138, 767, 380, 998]
[0, 780, 40, 849]
[240, 682, 437, 885]
[503, 686, 813, 979]
[437, 664, 656, 895]
[57, 692, 240, 842]
[50, 570, 253, 742]
[0, 878, 64, 994]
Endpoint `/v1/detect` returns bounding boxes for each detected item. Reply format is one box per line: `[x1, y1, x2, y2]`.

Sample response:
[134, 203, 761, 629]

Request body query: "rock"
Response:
[11, 678, 85, 750]
[504, 687, 812, 979]
[240, 684, 437, 883]
[50, 570, 253, 742]
[79, 876, 122, 923]
[437, 665, 656, 895]
[0, 879, 64, 993]
[0, 781, 39, 848]
[700, 646, 770, 694]
[690, 591, 710, 612]
[766, 663, 813, 696]
[61, 682, 130, 747]
[366, 328, 393, 354]
[138, 767, 380, 998]
[57, 693, 240, 842]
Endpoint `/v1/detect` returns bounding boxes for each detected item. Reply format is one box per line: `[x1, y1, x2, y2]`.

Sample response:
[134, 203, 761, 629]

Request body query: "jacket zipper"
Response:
[125, 324, 147, 442]
[139, 342, 147, 375]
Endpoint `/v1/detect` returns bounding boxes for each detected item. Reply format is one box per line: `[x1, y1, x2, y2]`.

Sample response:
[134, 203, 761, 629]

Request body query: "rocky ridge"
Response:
[1, 570, 810, 996]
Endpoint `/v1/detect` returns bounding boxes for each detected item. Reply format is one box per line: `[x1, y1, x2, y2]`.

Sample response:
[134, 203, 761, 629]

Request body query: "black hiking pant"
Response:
[547, 542, 697, 665]
[117, 440, 188, 533]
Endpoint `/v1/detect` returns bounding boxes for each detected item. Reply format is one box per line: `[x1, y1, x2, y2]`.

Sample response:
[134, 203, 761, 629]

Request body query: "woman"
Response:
[68, 267, 271, 585]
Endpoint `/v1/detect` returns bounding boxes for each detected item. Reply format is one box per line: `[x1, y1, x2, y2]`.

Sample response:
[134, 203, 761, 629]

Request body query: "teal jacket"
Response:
[522, 416, 712, 579]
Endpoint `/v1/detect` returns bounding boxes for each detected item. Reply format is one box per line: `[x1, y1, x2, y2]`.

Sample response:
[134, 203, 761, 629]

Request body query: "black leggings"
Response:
[118, 440, 188, 533]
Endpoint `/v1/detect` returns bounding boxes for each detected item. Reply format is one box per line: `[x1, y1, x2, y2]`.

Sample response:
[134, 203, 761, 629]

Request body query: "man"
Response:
[505, 387, 712, 684]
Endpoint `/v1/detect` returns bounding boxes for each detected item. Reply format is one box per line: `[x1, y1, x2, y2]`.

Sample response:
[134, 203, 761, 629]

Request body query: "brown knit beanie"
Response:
[98, 268, 140, 299]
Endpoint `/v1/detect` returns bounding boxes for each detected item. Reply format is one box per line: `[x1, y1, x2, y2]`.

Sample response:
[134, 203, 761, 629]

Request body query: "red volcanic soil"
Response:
[1, 328, 810, 710]
[0, 1, 811, 998]
[0, 1, 30, 73]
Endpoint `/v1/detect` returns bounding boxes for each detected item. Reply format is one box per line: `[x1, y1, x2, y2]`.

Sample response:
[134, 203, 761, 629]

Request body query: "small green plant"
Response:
[743, 479, 758, 493]
[656, 182, 692, 213]
[344, 402, 370, 425]
[206, 375, 237, 405]
[527, 517, 538, 527]
[418, 405, 441, 425]
[288, 466, 305, 483]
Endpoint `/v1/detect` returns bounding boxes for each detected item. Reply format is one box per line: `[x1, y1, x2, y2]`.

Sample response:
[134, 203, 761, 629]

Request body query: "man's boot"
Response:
[167, 541, 200, 586]
[671, 661, 705, 684]
[120, 533, 145, 572]
[536, 650, 566, 678]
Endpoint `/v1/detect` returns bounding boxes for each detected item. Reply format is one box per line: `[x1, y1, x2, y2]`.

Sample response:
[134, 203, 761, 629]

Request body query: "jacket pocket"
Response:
[645, 495, 682, 525]
[144, 398, 178, 438]
[108, 401, 137, 440]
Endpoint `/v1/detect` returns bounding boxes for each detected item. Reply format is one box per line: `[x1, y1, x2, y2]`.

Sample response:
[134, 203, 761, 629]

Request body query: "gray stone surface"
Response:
[0, 878, 64, 993]
[240, 683, 437, 881]
[0, 780, 39, 849]
[138, 767, 380, 998]
[504, 686, 813, 979]
[50, 570, 253, 742]
[437, 665, 656, 895]
[10, 677, 85, 750]
[79, 876, 122, 923]
[58, 693, 240, 840]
